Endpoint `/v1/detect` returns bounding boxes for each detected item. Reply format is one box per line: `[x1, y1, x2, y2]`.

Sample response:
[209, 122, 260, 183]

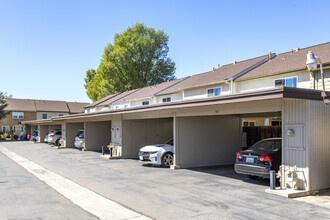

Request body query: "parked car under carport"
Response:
[234, 138, 282, 179]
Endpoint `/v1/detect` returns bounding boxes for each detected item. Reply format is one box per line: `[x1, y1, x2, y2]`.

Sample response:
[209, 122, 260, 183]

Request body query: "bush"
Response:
[0, 132, 9, 140]
[13, 134, 18, 140]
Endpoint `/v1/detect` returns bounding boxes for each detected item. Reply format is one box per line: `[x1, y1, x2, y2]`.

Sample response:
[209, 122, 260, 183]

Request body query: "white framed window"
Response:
[242, 121, 256, 127]
[124, 105, 128, 108]
[275, 76, 297, 88]
[142, 101, 149, 105]
[2, 126, 10, 133]
[162, 97, 171, 103]
[12, 112, 24, 119]
[42, 113, 48, 119]
[59, 114, 64, 116]
[207, 87, 222, 97]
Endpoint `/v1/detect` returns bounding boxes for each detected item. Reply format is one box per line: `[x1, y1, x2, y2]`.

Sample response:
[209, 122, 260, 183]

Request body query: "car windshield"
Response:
[76, 130, 84, 137]
[164, 139, 173, 145]
[249, 139, 281, 152]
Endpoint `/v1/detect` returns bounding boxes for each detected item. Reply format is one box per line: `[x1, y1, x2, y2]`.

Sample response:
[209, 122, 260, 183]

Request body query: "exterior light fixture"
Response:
[306, 51, 329, 104]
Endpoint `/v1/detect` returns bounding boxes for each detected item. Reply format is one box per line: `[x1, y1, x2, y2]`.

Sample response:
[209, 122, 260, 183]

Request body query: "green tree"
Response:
[85, 23, 176, 101]
[0, 92, 9, 120]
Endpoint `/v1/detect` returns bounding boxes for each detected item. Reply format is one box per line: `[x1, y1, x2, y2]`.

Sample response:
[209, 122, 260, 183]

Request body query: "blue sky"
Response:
[0, 0, 329, 103]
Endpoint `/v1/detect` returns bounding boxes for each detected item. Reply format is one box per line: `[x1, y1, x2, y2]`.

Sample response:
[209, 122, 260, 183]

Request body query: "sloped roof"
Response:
[4, 98, 36, 112]
[238, 42, 330, 81]
[112, 78, 190, 104]
[157, 54, 270, 95]
[97, 89, 141, 107]
[35, 100, 69, 112]
[66, 102, 90, 113]
[85, 93, 119, 108]
[3, 98, 89, 113]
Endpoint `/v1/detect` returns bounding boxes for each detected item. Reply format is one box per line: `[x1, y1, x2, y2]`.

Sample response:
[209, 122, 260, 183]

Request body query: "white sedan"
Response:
[139, 139, 173, 168]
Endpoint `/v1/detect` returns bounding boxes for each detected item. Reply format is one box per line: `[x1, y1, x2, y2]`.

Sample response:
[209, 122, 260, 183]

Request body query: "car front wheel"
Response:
[161, 152, 173, 168]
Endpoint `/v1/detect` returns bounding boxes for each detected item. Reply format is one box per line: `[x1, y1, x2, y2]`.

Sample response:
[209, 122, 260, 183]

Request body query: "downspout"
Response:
[225, 77, 234, 94]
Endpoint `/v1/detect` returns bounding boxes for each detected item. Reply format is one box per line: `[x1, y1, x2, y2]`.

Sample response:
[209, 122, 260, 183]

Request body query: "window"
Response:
[162, 97, 171, 103]
[207, 87, 221, 97]
[42, 113, 48, 119]
[275, 77, 297, 88]
[2, 126, 10, 133]
[243, 121, 255, 127]
[271, 121, 282, 126]
[59, 114, 64, 116]
[86, 109, 90, 113]
[124, 105, 128, 108]
[142, 101, 149, 105]
[12, 112, 24, 119]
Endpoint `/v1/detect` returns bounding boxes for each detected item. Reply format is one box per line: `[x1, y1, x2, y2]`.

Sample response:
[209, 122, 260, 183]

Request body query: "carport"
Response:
[24, 87, 330, 193]
[65, 122, 84, 148]
[122, 117, 173, 158]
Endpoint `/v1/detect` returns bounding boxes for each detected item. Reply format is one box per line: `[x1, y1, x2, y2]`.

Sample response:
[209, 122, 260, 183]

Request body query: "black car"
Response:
[234, 138, 281, 179]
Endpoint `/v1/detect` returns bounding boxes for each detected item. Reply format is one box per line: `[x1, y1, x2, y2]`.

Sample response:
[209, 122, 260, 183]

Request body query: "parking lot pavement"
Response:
[0, 145, 97, 220]
[1, 142, 330, 220]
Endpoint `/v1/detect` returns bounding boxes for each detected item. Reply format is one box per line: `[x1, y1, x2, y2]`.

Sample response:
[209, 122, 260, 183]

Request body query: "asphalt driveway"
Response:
[1, 141, 330, 219]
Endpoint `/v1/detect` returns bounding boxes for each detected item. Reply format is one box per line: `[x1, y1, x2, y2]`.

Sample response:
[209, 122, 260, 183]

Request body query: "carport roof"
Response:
[22, 87, 328, 125]
[237, 42, 330, 81]
[156, 54, 271, 96]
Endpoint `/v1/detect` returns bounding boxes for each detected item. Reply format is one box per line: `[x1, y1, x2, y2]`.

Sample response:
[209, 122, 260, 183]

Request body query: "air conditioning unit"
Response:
[275, 79, 285, 88]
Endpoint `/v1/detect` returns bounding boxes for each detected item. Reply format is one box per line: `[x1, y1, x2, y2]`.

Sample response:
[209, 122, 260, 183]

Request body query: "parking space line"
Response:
[0, 146, 150, 220]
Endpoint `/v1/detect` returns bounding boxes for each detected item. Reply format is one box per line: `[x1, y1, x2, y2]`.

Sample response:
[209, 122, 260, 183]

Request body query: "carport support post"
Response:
[171, 113, 180, 169]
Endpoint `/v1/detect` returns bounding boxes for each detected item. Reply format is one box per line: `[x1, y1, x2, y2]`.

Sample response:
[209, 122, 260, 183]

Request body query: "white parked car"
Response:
[139, 139, 173, 168]
[74, 129, 84, 149]
[48, 130, 62, 146]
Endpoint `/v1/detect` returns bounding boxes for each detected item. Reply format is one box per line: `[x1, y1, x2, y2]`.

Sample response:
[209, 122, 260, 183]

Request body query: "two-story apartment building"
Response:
[24, 42, 330, 195]
[1, 98, 88, 134]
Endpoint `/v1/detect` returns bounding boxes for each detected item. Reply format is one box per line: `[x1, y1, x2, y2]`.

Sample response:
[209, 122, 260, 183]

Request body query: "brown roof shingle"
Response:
[4, 98, 89, 113]
[4, 98, 36, 112]
[156, 54, 270, 95]
[112, 78, 190, 103]
[66, 102, 90, 113]
[238, 42, 330, 81]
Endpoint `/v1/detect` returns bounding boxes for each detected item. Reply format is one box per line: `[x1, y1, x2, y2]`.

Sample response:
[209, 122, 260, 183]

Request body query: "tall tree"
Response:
[0, 92, 9, 120]
[85, 23, 176, 101]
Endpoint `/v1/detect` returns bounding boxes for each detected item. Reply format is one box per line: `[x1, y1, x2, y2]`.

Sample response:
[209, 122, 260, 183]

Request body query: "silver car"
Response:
[44, 132, 49, 143]
[74, 129, 84, 149]
[48, 130, 62, 146]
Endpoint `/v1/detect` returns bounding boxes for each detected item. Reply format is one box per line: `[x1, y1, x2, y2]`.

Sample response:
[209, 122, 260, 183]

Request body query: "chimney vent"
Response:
[233, 61, 237, 65]
[218, 64, 220, 69]
[213, 67, 216, 72]
[295, 48, 300, 52]
[268, 52, 272, 60]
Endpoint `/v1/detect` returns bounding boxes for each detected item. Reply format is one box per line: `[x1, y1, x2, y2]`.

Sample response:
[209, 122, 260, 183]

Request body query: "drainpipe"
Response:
[225, 78, 234, 94]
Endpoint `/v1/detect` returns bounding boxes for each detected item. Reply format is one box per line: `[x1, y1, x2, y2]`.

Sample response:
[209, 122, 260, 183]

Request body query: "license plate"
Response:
[246, 157, 254, 163]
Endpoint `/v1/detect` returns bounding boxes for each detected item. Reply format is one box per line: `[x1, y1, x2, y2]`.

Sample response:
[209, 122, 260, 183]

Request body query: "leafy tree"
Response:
[0, 92, 9, 120]
[85, 23, 176, 101]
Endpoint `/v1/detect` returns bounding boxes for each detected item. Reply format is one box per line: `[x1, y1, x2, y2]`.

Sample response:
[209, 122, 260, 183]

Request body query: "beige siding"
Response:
[183, 83, 230, 100]
[282, 99, 310, 190]
[309, 100, 330, 190]
[122, 118, 173, 158]
[310, 68, 330, 91]
[237, 71, 311, 93]
[175, 115, 241, 168]
[156, 92, 182, 103]
[37, 112, 69, 120]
